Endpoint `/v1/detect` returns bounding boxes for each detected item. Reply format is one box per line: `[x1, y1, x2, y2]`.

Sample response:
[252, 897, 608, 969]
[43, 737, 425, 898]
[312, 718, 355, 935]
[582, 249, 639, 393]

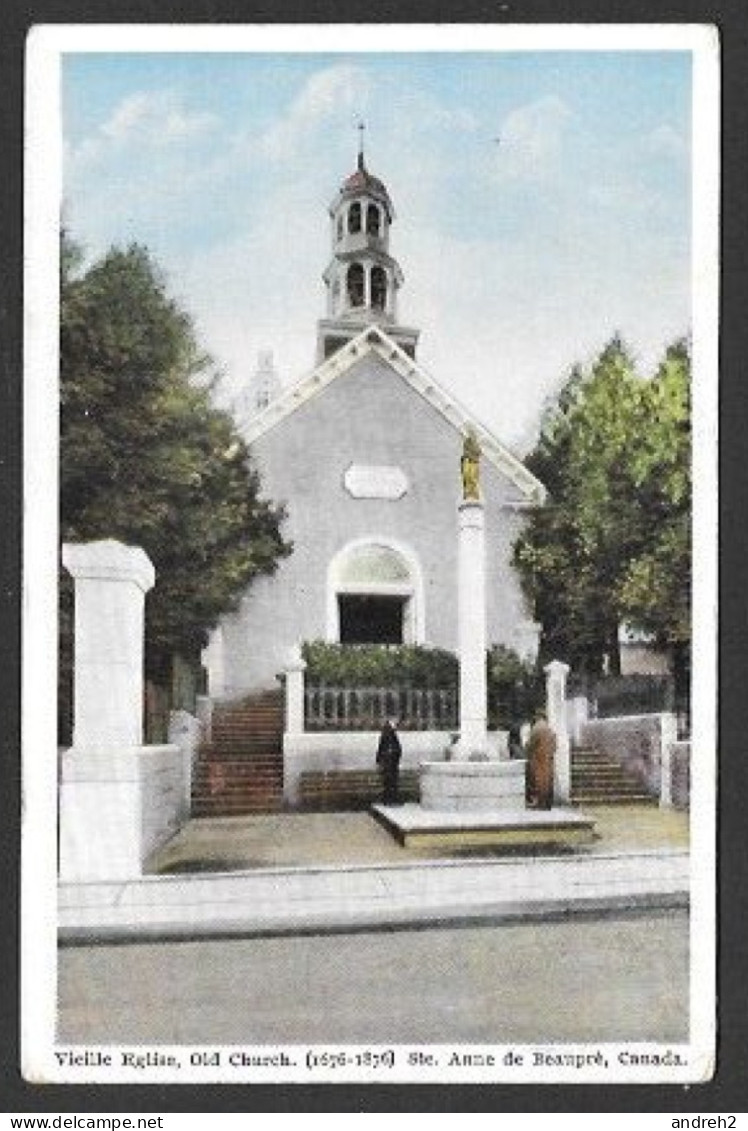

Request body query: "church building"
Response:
[204, 148, 545, 698]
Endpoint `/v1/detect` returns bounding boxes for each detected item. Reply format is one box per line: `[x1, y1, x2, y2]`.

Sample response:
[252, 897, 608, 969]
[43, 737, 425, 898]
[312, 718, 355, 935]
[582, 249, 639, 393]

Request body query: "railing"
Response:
[304, 685, 458, 731]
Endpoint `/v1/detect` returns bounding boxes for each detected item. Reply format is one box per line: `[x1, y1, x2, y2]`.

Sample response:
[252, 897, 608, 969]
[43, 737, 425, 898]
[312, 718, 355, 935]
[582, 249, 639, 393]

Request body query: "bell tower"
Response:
[316, 128, 420, 363]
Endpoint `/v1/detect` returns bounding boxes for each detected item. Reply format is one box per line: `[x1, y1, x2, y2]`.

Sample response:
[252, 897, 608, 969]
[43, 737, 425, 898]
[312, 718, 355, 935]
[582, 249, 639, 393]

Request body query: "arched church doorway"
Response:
[327, 540, 424, 646]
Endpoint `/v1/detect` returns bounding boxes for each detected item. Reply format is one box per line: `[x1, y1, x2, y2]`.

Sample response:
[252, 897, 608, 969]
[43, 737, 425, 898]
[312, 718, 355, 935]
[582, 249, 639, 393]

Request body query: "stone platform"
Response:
[420, 758, 525, 811]
[372, 802, 597, 850]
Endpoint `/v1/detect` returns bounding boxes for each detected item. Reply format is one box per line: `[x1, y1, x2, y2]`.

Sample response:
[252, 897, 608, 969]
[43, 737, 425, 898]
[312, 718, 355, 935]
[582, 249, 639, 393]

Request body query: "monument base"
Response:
[372, 802, 597, 850]
[420, 758, 525, 811]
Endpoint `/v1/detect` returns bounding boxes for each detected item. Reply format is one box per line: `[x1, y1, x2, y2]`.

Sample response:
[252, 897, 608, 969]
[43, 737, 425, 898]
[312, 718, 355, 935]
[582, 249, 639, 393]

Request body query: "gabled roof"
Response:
[242, 325, 547, 505]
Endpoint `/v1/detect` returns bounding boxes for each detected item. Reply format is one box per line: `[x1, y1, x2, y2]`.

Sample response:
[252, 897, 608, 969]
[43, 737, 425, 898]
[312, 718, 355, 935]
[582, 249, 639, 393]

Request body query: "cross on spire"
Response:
[357, 119, 366, 170]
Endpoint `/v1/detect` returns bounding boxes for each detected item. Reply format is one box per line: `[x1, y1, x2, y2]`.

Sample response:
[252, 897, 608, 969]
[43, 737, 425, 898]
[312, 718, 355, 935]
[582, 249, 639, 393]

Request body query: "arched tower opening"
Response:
[347, 263, 365, 308]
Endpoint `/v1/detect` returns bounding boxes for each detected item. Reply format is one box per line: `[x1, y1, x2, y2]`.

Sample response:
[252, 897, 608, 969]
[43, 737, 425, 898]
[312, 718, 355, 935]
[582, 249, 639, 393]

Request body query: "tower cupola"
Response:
[316, 134, 419, 362]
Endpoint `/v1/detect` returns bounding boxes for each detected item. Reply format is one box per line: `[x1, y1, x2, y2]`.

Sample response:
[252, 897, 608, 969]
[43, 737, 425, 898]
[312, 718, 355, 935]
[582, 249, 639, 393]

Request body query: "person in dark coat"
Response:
[525, 713, 556, 809]
[376, 718, 402, 805]
[508, 723, 524, 760]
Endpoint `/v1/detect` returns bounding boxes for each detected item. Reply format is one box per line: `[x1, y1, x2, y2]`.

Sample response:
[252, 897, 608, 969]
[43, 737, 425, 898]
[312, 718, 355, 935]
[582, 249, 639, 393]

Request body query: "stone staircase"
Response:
[191, 691, 284, 817]
[298, 769, 420, 811]
[571, 744, 656, 806]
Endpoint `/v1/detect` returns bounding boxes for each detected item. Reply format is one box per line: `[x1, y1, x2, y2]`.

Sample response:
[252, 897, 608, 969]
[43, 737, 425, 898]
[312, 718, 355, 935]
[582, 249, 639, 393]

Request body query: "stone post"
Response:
[566, 695, 589, 747]
[196, 694, 214, 743]
[62, 540, 155, 748]
[454, 499, 488, 760]
[59, 540, 184, 881]
[545, 660, 571, 804]
[659, 712, 678, 808]
[284, 644, 307, 737]
[202, 625, 226, 699]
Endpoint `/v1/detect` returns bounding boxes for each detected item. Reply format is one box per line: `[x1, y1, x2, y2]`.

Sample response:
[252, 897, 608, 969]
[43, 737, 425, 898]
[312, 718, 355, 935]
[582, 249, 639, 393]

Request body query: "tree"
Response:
[617, 340, 691, 692]
[60, 238, 291, 685]
[513, 335, 691, 678]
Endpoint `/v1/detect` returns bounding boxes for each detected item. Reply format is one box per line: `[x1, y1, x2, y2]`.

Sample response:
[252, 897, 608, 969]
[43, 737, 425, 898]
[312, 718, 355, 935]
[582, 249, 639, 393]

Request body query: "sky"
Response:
[62, 44, 692, 452]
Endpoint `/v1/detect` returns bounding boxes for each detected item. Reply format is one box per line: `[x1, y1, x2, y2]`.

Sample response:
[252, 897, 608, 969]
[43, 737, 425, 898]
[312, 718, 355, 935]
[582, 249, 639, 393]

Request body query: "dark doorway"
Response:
[338, 594, 405, 645]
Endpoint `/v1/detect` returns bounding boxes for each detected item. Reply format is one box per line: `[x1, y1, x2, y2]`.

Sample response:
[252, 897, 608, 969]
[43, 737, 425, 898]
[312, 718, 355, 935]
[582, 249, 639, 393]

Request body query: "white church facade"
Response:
[204, 150, 545, 698]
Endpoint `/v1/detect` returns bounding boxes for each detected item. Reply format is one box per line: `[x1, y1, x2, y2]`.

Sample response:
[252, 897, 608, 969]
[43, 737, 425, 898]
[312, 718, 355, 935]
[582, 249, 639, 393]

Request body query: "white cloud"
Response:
[102, 90, 218, 143]
[491, 94, 572, 182]
[68, 89, 218, 176]
[641, 123, 688, 160]
[256, 64, 371, 161]
[587, 178, 665, 216]
[171, 175, 328, 398]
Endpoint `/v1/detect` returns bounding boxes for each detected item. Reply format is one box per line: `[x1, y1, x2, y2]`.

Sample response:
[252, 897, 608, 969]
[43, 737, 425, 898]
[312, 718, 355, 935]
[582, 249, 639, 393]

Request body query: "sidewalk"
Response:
[58, 805, 689, 942]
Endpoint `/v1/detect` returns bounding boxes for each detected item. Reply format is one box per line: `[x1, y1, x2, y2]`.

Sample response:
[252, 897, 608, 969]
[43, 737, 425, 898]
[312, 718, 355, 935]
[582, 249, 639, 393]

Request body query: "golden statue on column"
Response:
[460, 429, 481, 500]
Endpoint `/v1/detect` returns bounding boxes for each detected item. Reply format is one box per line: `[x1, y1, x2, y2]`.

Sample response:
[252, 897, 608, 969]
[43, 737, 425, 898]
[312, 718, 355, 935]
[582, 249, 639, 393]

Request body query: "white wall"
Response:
[580, 713, 678, 801]
[669, 740, 691, 810]
[215, 352, 536, 693]
[59, 744, 187, 881]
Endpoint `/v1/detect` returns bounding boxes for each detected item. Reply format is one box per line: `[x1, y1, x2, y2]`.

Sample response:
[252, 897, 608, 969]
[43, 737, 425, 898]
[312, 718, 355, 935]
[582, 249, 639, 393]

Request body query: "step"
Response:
[572, 756, 625, 769]
[211, 730, 283, 741]
[208, 741, 283, 753]
[197, 748, 283, 761]
[193, 778, 282, 789]
[192, 801, 284, 817]
[194, 761, 282, 774]
[572, 794, 657, 806]
[210, 746, 283, 755]
[572, 766, 639, 778]
[194, 761, 282, 773]
[571, 772, 649, 786]
[572, 753, 625, 765]
[193, 775, 283, 788]
[191, 784, 284, 799]
[572, 778, 648, 789]
[212, 726, 283, 738]
[212, 719, 282, 728]
[192, 780, 284, 794]
[194, 777, 282, 788]
[213, 724, 283, 733]
[574, 790, 641, 799]
[213, 713, 283, 723]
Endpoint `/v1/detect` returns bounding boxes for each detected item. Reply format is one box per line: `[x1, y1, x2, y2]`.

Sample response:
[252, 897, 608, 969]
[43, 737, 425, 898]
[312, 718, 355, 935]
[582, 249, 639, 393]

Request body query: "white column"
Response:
[454, 500, 488, 760]
[59, 540, 187, 881]
[545, 660, 571, 803]
[567, 695, 589, 746]
[63, 540, 155, 749]
[659, 712, 678, 808]
[202, 625, 226, 699]
[284, 645, 307, 737]
[196, 695, 214, 743]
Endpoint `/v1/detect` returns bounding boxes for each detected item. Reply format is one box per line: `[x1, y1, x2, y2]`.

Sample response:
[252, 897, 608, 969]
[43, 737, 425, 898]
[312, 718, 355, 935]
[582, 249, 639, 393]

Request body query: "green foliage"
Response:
[302, 641, 541, 726]
[514, 335, 691, 675]
[617, 340, 691, 651]
[60, 236, 291, 676]
[486, 645, 544, 728]
[302, 642, 458, 688]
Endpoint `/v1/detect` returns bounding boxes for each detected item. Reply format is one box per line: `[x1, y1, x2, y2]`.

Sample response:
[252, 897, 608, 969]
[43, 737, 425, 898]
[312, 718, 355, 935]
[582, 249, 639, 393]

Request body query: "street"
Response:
[58, 909, 688, 1044]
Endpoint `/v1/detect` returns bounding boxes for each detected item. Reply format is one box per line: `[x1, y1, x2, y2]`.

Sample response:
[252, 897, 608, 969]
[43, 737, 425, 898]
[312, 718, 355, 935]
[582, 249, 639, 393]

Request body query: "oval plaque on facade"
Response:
[344, 464, 409, 500]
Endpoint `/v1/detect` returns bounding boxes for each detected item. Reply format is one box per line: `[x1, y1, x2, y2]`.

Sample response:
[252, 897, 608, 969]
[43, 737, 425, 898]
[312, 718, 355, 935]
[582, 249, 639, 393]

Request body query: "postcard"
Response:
[22, 22, 718, 1086]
